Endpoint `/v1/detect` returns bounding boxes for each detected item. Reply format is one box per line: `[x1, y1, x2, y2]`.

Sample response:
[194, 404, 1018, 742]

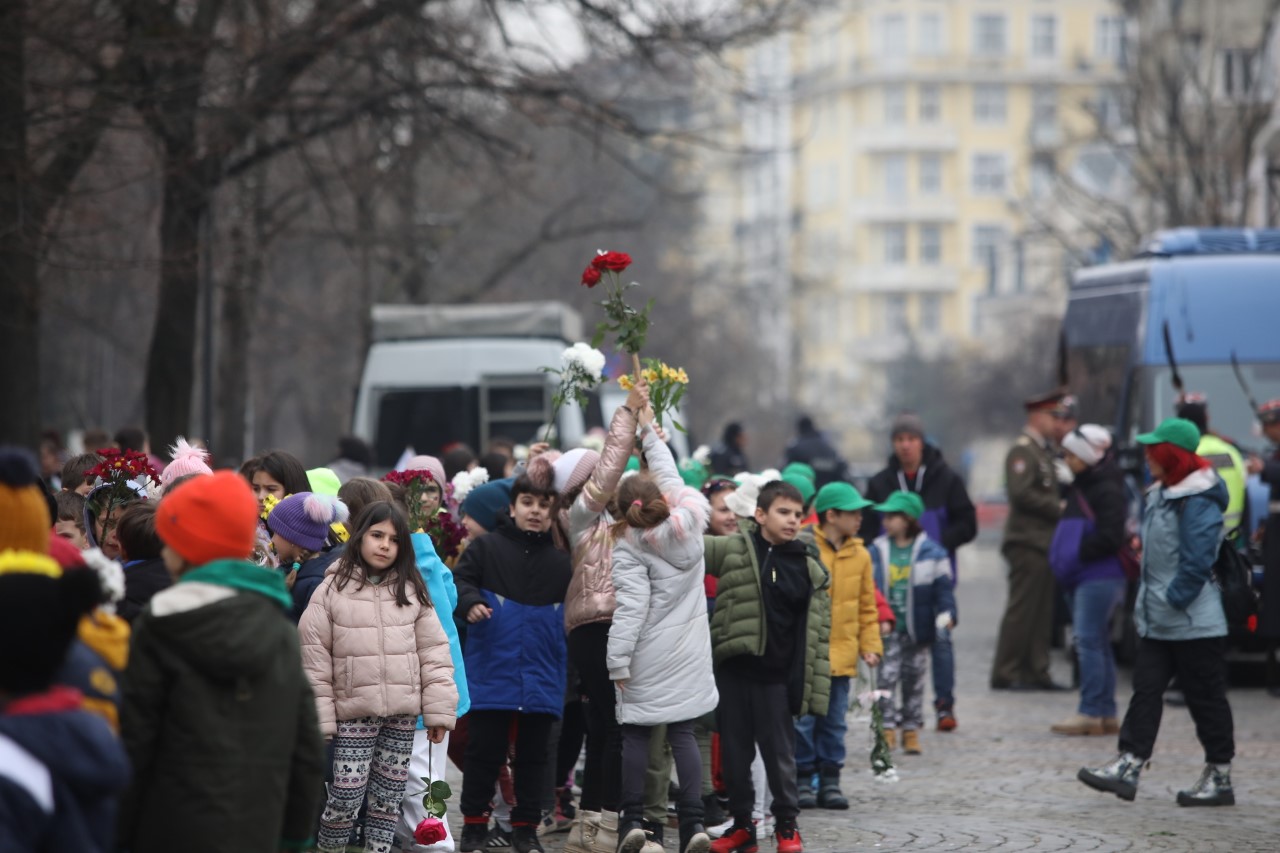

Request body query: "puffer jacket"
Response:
[299, 562, 458, 737]
[811, 529, 882, 677]
[870, 533, 956, 645]
[1135, 467, 1228, 641]
[563, 404, 638, 633]
[608, 431, 718, 725]
[1049, 458, 1127, 591]
[704, 520, 832, 717]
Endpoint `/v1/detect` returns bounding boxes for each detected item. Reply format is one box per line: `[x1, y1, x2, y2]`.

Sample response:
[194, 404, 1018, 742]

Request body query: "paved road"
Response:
[445, 540, 1279, 852]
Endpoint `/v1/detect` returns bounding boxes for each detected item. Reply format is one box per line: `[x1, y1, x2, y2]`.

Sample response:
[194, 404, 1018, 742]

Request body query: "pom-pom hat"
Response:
[160, 437, 213, 490]
[269, 491, 350, 552]
[551, 448, 600, 496]
[0, 447, 53, 554]
[0, 550, 104, 692]
[157, 470, 261, 565]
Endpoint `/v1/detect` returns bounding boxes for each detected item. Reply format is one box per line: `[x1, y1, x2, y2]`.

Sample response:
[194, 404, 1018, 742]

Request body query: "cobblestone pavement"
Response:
[445, 540, 1279, 852]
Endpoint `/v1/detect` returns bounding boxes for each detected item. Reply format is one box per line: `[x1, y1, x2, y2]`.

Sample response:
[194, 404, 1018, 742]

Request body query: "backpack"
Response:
[1172, 497, 1259, 631]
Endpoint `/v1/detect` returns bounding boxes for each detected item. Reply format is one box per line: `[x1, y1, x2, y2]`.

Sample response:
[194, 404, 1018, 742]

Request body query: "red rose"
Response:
[581, 266, 601, 288]
[590, 251, 632, 273]
[414, 817, 448, 845]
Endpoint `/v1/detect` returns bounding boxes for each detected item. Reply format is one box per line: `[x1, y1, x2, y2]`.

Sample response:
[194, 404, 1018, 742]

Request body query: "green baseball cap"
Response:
[781, 462, 817, 485]
[873, 490, 925, 520]
[814, 482, 874, 515]
[679, 457, 708, 490]
[782, 472, 816, 506]
[1135, 417, 1201, 452]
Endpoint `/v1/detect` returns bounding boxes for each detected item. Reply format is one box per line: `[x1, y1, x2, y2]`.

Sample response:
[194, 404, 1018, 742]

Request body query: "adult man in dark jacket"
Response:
[862, 413, 976, 730]
[785, 416, 849, 490]
[1247, 399, 1280, 695]
[710, 422, 751, 477]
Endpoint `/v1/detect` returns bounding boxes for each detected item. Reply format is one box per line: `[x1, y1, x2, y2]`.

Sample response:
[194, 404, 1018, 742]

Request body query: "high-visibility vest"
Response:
[1197, 434, 1246, 535]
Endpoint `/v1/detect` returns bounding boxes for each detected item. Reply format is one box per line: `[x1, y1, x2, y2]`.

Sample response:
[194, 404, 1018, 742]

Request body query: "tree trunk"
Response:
[215, 220, 258, 466]
[145, 134, 207, 452]
[0, 0, 40, 448]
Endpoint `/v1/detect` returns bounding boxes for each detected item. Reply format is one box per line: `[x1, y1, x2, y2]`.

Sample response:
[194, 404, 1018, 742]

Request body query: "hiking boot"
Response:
[1050, 714, 1106, 736]
[641, 819, 664, 848]
[512, 825, 544, 853]
[1078, 752, 1144, 801]
[773, 820, 803, 853]
[1176, 764, 1235, 807]
[902, 730, 922, 755]
[883, 728, 897, 751]
[679, 822, 711, 853]
[563, 810, 600, 853]
[702, 793, 726, 828]
[708, 820, 757, 853]
[618, 819, 648, 853]
[936, 707, 957, 732]
[795, 766, 817, 809]
[816, 764, 848, 810]
[1102, 717, 1120, 734]
[597, 810, 620, 852]
[460, 822, 491, 853]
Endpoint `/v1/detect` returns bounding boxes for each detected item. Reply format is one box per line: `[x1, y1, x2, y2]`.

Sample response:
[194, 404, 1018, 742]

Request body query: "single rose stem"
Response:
[632, 353, 642, 383]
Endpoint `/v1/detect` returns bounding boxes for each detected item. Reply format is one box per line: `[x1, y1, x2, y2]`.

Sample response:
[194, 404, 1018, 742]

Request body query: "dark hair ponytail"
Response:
[611, 474, 670, 536]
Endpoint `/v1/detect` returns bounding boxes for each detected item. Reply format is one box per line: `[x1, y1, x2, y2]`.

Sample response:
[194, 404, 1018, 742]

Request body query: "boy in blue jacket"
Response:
[871, 491, 956, 756]
[453, 466, 572, 853]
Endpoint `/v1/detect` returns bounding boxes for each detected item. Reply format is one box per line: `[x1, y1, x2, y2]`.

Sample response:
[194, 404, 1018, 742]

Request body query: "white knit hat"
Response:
[1061, 424, 1112, 467]
[551, 448, 600, 495]
[725, 474, 764, 518]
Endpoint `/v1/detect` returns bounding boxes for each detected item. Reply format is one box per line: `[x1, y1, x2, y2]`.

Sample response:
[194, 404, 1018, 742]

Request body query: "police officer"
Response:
[1247, 399, 1280, 694]
[991, 389, 1067, 690]
[1177, 394, 1247, 537]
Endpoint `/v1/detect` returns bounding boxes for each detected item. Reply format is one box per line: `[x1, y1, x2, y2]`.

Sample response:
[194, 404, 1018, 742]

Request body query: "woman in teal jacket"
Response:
[1078, 418, 1236, 808]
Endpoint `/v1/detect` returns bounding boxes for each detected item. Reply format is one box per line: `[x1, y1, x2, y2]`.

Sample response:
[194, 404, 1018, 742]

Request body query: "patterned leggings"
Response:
[319, 715, 417, 853]
[878, 633, 930, 731]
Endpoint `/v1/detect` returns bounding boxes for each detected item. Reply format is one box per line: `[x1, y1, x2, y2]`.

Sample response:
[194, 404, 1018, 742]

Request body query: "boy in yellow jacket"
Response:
[796, 483, 884, 810]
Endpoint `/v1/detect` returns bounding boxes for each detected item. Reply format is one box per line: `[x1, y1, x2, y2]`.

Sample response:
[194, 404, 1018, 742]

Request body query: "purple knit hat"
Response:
[268, 491, 349, 551]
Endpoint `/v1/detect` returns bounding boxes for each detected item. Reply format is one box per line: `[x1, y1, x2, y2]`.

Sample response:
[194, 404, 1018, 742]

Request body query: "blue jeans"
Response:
[931, 627, 954, 710]
[1073, 578, 1125, 718]
[794, 675, 851, 770]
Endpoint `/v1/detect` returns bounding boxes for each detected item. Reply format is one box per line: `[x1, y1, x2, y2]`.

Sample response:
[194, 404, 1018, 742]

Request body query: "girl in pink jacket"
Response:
[300, 501, 458, 853]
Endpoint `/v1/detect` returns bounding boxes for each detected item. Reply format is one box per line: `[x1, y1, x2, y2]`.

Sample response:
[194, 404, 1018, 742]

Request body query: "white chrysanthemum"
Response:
[81, 548, 126, 611]
[692, 445, 712, 466]
[561, 342, 606, 381]
[452, 467, 489, 504]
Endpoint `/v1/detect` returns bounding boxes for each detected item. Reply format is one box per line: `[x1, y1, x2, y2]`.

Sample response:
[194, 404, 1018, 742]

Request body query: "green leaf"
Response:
[430, 780, 452, 800]
[428, 799, 447, 818]
[674, 419, 687, 433]
[591, 328, 605, 349]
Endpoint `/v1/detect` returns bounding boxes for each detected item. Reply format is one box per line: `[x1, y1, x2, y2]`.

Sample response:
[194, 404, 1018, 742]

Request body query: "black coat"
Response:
[1067, 459, 1126, 564]
[861, 443, 977, 556]
[290, 547, 344, 624]
[784, 430, 849, 489]
[453, 512, 571, 614]
[709, 443, 750, 477]
[1260, 452, 1280, 638]
[118, 558, 172, 624]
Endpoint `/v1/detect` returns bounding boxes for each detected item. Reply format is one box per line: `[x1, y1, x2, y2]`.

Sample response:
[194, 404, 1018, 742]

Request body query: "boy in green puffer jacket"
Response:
[706, 481, 831, 853]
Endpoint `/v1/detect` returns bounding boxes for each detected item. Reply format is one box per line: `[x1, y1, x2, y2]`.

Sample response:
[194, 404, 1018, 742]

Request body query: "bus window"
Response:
[1067, 344, 1130, 427]
[375, 387, 480, 468]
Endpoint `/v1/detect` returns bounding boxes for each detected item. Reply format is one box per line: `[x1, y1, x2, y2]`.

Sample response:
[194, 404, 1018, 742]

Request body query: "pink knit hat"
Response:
[161, 438, 213, 490]
[551, 448, 600, 496]
[403, 455, 447, 489]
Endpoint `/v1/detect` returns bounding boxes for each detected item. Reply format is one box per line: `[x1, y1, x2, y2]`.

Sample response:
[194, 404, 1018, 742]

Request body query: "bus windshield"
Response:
[1139, 363, 1280, 453]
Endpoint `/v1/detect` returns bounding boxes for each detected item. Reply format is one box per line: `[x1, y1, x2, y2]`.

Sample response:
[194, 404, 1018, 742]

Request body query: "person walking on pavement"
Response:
[1078, 417, 1236, 807]
[991, 389, 1067, 691]
[784, 416, 849, 490]
[1246, 399, 1280, 697]
[862, 413, 976, 730]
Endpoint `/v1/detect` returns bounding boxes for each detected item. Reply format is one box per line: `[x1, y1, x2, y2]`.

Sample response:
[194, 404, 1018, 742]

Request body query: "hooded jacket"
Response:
[118, 557, 171, 624]
[870, 533, 956, 646]
[563, 404, 637, 633]
[290, 547, 344, 623]
[117, 560, 326, 853]
[784, 426, 849, 490]
[808, 528, 882, 677]
[1048, 458, 1127, 591]
[300, 561, 458, 736]
[608, 428, 718, 725]
[862, 443, 977, 570]
[1135, 468, 1229, 641]
[0, 687, 130, 853]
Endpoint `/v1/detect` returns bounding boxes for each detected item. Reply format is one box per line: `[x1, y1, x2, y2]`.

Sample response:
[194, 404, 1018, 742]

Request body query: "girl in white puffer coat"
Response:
[608, 410, 717, 853]
[300, 501, 457, 853]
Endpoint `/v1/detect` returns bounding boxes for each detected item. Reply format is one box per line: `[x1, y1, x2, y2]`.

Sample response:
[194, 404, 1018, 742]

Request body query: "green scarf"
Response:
[179, 559, 293, 611]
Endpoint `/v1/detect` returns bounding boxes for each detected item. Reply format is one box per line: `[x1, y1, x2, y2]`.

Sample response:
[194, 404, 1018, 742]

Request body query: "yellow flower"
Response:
[677, 369, 690, 384]
[618, 374, 634, 390]
[642, 368, 659, 384]
[660, 364, 677, 381]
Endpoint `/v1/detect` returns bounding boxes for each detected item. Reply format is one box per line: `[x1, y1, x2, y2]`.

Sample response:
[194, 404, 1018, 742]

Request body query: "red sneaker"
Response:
[774, 825, 804, 853]
[937, 708, 958, 732]
[709, 822, 758, 853]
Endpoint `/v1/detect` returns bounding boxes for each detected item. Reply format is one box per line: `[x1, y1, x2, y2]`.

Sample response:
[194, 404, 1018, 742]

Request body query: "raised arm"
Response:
[639, 420, 683, 496]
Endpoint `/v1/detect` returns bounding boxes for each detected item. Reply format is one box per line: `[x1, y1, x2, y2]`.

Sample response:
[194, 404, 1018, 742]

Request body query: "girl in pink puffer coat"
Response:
[300, 501, 458, 853]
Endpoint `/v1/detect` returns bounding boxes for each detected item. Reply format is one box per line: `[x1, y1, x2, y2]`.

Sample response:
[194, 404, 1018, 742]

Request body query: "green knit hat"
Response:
[782, 472, 816, 507]
[781, 462, 817, 485]
[814, 482, 874, 515]
[1135, 417, 1201, 452]
[679, 457, 709, 490]
[306, 467, 341, 496]
[873, 490, 925, 520]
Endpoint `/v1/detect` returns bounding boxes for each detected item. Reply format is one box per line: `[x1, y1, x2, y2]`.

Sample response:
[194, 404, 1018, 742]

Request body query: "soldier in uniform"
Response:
[1246, 399, 1280, 696]
[991, 389, 1068, 690]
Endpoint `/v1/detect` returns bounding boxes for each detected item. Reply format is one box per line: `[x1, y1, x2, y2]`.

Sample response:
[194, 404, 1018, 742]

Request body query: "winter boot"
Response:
[883, 728, 897, 751]
[708, 819, 757, 853]
[701, 793, 725, 828]
[642, 819, 665, 846]
[563, 810, 601, 853]
[512, 825, 545, 853]
[795, 766, 817, 810]
[1050, 714, 1106, 736]
[902, 730, 922, 755]
[935, 700, 957, 732]
[1176, 764, 1235, 807]
[597, 810, 621, 852]
[460, 822, 491, 853]
[679, 821, 711, 853]
[617, 818, 649, 853]
[773, 819, 803, 853]
[816, 765, 848, 810]
[1077, 752, 1144, 801]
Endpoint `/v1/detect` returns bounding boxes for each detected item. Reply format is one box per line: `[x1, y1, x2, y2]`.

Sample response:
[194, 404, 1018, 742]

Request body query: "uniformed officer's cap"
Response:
[1024, 387, 1067, 413]
[1260, 399, 1280, 426]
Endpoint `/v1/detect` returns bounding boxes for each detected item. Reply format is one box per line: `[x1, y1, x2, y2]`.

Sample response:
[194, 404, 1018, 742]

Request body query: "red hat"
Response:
[155, 471, 259, 566]
[1260, 399, 1280, 426]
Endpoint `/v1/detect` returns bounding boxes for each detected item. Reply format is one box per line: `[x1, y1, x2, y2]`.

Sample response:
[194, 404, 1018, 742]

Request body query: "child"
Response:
[609, 414, 717, 853]
[119, 470, 326, 852]
[267, 490, 349, 620]
[870, 491, 956, 756]
[453, 465, 572, 853]
[114, 501, 172, 623]
[300, 501, 458, 853]
[158, 437, 213, 496]
[55, 490, 90, 549]
[795, 483, 883, 810]
[706, 481, 832, 853]
[60, 452, 102, 496]
[243, 449, 311, 512]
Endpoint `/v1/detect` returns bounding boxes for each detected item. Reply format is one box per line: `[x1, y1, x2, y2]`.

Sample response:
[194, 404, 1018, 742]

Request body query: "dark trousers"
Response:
[461, 710, 555, 826]
[715, 669, 799, 823]
[1119, 636, 1235, 764]
[991, 544, 1055, 686]
[569, 622, 622, 813]
[621, 720, 703, 827]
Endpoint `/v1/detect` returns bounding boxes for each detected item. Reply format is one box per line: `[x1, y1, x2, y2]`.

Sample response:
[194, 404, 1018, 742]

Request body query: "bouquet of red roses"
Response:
[383, 469, 469, 559]
[581, 250, 651, 371]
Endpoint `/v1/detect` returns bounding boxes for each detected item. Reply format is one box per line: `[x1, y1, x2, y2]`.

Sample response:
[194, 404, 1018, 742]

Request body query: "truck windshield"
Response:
[375, 387, 479, 468]
[1140, 363, 1280, 453]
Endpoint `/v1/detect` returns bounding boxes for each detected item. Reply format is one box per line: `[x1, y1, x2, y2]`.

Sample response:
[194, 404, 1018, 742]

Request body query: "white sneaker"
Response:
[707, 817, 735, 839]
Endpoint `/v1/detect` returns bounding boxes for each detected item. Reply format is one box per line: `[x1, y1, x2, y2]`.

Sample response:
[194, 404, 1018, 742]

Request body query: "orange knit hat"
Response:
[155, 470, 259, 566]
[0, 447, 53, 554]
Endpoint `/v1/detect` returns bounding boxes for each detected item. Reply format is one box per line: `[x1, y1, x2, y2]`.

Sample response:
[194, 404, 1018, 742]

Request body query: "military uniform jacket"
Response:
[1002, 428, 1061, 554]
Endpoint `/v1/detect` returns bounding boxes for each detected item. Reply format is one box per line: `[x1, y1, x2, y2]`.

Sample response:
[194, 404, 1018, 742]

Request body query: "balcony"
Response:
[846, 266, 960, 292]
[848, 196, 959, 222]
[856, 125, 959, 152]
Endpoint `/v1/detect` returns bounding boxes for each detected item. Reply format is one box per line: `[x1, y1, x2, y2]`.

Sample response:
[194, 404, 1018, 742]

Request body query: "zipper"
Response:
[765, 545, 776, 583]
[375, 583, 387, 710]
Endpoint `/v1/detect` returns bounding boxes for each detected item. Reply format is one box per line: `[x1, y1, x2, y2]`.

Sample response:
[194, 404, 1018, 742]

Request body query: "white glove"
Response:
[936, 613, 953, 631]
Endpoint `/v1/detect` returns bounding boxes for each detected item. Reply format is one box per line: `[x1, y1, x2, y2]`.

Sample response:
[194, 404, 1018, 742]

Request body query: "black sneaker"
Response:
[512, 825, 545, 853]
[680, 821, 711, 853]
[618, 819, 649, 853]
[485, 825, 513, 848]
[460, 823, 491, 853]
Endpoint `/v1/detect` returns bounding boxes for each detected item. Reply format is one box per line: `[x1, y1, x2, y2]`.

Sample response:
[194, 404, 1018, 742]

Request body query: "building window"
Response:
[1096, 15, 1126, 62]
[919, 84, 941, 122]
[883, 84, 907, 124]
[971, 153, 1007, 195]
[879, 14, 907, 57]
[920, 294, 942, 332]
[883, 224, 907, 264]
[918, 13, 943, 55]
[1032, 87, 1058, 129]
[1031, 15, 1056, 58]
[885, 294, 909, 333]
[972, 14, 1006, 56]
[919, 154, 942, 194]
[1031, 153, 1056, 199]
[920, 224, 942, 265]
[973, 84, 1006, 124]
[972, 224, 1006, 272]
[1220, 48, 1259, 99]
[883, 154, 907, 199]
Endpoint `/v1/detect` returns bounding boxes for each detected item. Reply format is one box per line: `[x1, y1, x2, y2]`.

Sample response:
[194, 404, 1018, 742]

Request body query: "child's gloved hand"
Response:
[935, 613, 955, 631]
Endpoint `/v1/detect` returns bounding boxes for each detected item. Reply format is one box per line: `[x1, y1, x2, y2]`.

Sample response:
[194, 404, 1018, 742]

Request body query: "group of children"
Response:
[3, 394, 960, 853]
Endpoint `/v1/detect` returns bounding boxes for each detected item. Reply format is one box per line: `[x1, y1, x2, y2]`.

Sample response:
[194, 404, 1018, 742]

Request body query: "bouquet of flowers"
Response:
[411, 743, 451, 846]
[85, 449, 159, 539]
[582, 250, 650, 365]
[543, 342, 609, 443]
[618, 358, 688, 432]
[384, 469, 469, 560]
[450, 467, 490, 512]
[855, 687, 898, 782]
